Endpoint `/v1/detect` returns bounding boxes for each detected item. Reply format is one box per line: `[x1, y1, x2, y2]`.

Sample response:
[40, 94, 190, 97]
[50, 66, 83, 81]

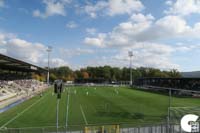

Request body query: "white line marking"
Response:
[170, 106, 200, 109]
[65, 90, 70, 127]
[80, 104, 88, 125]
[1, 94, 47, 128]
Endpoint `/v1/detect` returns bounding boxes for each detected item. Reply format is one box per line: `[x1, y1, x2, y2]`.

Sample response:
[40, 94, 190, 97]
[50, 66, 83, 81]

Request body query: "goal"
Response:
[170, 106, 200, 124]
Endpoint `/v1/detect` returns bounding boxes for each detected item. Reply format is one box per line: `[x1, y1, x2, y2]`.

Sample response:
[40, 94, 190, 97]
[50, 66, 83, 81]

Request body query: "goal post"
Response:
[84, 125, 120, 133]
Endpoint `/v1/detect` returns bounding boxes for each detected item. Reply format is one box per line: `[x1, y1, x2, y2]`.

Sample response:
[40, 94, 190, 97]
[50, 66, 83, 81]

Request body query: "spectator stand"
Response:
[0, 53, 48, 110]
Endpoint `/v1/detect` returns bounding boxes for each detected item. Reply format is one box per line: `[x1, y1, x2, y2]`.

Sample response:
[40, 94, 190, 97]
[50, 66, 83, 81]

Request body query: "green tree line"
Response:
[41, 66, 181, 82]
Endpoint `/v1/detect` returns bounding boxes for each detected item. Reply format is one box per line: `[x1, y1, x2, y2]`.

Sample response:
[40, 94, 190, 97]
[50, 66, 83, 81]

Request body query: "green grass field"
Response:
[0, 86, 200, 130]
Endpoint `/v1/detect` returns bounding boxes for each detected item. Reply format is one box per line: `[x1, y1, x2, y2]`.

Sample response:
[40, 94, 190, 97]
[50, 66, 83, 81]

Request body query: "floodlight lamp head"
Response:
[128, 51, 133, 57]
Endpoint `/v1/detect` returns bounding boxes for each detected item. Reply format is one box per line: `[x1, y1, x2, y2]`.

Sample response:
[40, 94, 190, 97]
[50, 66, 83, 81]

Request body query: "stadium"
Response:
[1, 0, 200, 133]
[0, 53, 200, 133]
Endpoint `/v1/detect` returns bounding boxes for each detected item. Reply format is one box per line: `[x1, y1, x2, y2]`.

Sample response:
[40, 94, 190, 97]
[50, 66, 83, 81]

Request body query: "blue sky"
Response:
[1, 0, 200, 71]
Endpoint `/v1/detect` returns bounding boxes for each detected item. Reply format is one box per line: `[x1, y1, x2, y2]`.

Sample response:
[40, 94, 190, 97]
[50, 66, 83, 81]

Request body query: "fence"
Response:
[0, 124, 193, 133]
[120, 124, 188, 133]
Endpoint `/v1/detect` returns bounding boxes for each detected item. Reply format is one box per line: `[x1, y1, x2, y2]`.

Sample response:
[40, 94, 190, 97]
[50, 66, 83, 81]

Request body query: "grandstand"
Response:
[0, 53, 48, 110]
[135, 77, 200, 91]
[135, 77, 200, 96]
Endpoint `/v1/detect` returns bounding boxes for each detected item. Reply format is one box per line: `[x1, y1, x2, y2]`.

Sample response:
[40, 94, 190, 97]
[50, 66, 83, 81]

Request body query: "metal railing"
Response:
[0, 124, 191, 133]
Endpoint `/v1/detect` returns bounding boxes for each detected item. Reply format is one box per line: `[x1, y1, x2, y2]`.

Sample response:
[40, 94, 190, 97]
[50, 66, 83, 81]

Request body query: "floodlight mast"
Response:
[47, 46, 52, 85]
[128, 51, 133, 86]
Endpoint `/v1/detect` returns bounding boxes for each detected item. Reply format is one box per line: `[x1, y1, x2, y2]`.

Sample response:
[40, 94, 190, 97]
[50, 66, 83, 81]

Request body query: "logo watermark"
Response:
[181, 114, 199, 132]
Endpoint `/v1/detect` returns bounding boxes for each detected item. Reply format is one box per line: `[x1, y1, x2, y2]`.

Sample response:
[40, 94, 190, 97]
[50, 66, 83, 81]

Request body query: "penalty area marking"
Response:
[0, 94, 47, 129]
[80, 104, 88, 125]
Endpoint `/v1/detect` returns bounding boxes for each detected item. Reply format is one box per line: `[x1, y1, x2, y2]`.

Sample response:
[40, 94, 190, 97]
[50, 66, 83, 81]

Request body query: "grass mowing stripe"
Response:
[80, 104, 88, 125]
[66, 91, 70, 127]
[0, 94, 47, 128]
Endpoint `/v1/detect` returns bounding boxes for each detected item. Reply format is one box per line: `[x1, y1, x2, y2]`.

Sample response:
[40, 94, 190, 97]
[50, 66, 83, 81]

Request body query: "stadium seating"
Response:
[0, 79, 47, 108]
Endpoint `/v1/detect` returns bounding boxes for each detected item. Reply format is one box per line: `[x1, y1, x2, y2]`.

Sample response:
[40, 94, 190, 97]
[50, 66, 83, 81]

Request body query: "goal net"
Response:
[170, 106, 200, 124]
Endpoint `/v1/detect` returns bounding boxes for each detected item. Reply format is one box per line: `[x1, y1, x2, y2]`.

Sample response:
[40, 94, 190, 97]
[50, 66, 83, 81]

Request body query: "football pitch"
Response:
[0, 86, 200, 130]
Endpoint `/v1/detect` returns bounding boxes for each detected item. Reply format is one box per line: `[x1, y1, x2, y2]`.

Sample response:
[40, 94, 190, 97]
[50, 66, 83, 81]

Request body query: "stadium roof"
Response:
[0, 53, 47, 72]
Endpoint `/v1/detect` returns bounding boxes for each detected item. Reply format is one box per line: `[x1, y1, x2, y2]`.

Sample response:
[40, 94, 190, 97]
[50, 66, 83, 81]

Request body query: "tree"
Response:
[32, 73, 40, 81]
[50, 73, 57, 81]
[49, 66, 73, 82]
[46, 66, 181, 82]
[168, 69, 181, 78]
[102, 66, 111, 80]
[82, 71, 89, 79]
[111, 67, 122, 81]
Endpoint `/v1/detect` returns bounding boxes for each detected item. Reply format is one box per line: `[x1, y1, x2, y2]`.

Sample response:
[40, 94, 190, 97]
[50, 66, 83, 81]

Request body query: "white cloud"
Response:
[0, 33, 16, 46]
[83, 13, 200, 69]
[174, 43, 200, 52]
[84, 14, 194, 47]
[0, 34, 7, 45]
[33, 0, 71, 18]
[165, 0, 200, 16]
[86, 28, 97, 35]
[66, 21, 78, 28]
[0, 48, 6, 54]
[0, 32, 68, 68]
[84, 0, 144, 18]
[130, 13, 154, 22]
[86, 44, 179, 70]
[60, 48, 94, 58]
[84, 28, 180, 69]
[129, 15, 189, 41]
[151, 15, 189, 39]
[84, 1, 108, 18]
[51, 58, 68, 67]
[84, 33, 106, 47]
[165, 0, 173, 6]
[40, 58, 68, 67]
[186, 22, 200, 38]
[84, 13, 154, 47]
[107, 0, 144, 16]
[5, 38, 46, 63]
[112, 42, 178, 69]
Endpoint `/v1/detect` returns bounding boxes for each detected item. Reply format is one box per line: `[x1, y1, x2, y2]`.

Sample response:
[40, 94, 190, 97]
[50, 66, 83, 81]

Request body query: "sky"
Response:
[1, 0, 200, 71]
